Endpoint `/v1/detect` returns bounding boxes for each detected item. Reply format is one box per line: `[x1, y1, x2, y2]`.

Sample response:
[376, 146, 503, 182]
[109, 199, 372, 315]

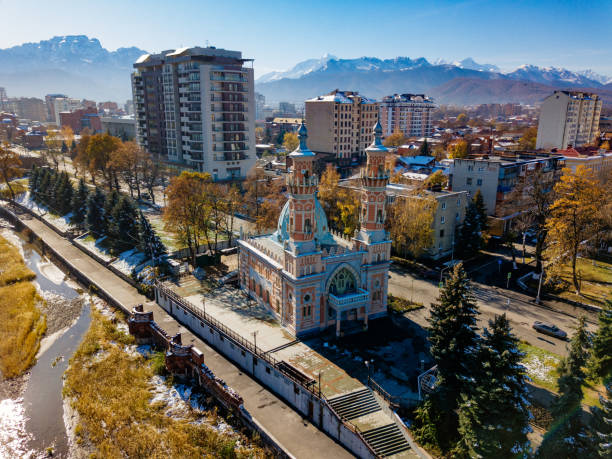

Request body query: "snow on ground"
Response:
[523, 353, 559, 385]
[75, 235, 113, 263]
[36, 258, 66, 285]
[15, 192, 73, 232]
[110, 248, 149, 276]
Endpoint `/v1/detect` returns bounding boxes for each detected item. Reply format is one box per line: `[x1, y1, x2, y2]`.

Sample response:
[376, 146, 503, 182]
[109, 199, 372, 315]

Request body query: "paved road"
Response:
[388, 265, 599, 357]
[8, 206, 352, 459]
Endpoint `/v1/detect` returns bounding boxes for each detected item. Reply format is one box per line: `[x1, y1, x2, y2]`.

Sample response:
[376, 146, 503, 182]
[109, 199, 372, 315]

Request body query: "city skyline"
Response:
[1, 0, 611, 77]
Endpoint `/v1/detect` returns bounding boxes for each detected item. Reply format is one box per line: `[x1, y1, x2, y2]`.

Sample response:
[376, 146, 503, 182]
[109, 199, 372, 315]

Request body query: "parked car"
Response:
[532, 321, 567, 339]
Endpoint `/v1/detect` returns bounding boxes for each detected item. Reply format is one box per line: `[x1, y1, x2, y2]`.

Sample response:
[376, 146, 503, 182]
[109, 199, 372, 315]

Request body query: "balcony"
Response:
[328, 289, 369, 312]
[214, 152, 249, 161]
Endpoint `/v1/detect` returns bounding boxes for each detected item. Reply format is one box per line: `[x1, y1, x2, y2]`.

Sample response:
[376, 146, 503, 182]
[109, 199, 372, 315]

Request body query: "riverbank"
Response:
[0, 234, 46, 380]
[63, 298, 269, 458]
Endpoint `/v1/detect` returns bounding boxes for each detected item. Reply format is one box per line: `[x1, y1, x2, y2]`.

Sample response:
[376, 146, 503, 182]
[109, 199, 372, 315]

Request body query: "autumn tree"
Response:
[387, 193, 436, 259]
[422, 170, 447, 191]
[0, 142, 22, 200]
[111, 141, 147, 198]
[60, 125, 74, 167]
[44, 130, 63, 170]
[74, 128, 92, 179]
[282, 132, 299, 152]
[164, 171, 211, 266]
[317, 164, 360, 235]
[86, 133, 122, 190]
[518, 126, 537, 150]
[383, 130, 407, 148]
[447, 139, 469, 159]
[546, 166, 605, 293]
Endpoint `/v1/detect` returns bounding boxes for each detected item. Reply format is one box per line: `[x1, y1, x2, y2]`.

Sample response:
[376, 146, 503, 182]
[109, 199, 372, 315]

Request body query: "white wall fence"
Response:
[155, 283, 377, 459]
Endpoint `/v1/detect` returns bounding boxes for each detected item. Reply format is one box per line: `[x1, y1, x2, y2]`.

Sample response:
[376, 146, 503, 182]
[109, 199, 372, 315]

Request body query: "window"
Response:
[304, 294, 311, 302]
[303, 305, 312, 318]
[476, 178, 483, 186]
[441, 216, 445, 224]
[466, 177, 473, 185]
[457, 199, 461, 207]
[441, 202, 446, 210]
[440, 229, 444, 237]
[467, 165, 474, 171]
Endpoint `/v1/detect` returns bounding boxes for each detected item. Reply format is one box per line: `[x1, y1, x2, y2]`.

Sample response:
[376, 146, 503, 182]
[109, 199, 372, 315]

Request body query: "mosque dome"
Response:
[275, 197, 335, 245]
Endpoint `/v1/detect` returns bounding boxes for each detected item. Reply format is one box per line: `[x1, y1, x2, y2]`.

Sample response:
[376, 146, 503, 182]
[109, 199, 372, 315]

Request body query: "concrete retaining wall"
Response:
[156, 285, 377, 459]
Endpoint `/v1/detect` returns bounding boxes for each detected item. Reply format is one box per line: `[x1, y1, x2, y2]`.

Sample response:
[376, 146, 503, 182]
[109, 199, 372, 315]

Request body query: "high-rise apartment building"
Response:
[305, 90, 378, 165]
[379, 93, 435, 138]
[8, 97, 47, 122]
[0, 88, 8, 111]
[536, 90, 602, 150]
[45, 94, 68, 122]
[132, 46, 256, 180]
[53, 97, 82, 125]
[255, 92, 265, 121]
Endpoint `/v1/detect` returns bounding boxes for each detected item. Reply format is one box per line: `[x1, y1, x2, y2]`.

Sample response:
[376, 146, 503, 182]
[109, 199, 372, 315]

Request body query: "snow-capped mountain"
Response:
[257, 54, 337, 83]
[451, 58, 499, 73]
[576, 69, 612, 85]
[0, 35, 147, 100]
[504, 64, 603, 87]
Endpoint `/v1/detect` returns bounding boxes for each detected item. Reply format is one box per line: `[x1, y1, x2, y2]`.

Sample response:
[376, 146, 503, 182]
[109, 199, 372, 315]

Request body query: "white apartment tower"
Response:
[379, 93, 435, 138]
[536, 90, 602, 150]
[132, 47, 256, 180]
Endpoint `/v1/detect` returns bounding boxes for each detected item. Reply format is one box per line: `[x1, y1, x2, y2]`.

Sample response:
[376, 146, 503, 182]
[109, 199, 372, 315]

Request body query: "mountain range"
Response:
[0, 35, 147, 101]
[1, 36, 611, 106]
[256, 56, 612, 106]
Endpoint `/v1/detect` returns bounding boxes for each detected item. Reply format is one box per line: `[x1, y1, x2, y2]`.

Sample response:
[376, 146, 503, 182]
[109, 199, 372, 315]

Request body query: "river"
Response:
[0, 225, 91, 458]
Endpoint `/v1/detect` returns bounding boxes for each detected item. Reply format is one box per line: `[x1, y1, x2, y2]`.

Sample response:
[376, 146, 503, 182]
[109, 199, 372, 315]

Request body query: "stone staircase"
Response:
[361, 424, 413, 457]
[328, 389, 414, 458]
[328, 388, 382, 420]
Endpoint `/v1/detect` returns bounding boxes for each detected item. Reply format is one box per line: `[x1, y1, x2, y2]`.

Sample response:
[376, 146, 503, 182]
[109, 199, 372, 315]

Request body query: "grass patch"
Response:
[555, 257, 612, 307]
[64, 307, 268, 458]
[0, 235, 46, 378]
[388, 294, 424, 313]
[0, 178, 28, 199]
[519, 342, 603, 408]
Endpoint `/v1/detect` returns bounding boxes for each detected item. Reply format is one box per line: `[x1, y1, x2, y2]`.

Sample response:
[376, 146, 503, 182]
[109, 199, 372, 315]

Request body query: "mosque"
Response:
[237, 122, 391, 337]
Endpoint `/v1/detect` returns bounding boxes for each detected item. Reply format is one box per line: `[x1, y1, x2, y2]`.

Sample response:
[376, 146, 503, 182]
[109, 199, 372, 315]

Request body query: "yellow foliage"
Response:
[64, 308, 268, 458]
[447, 140, 468, 159]
[282, 132, 299, 152]
[387, 194, 437, 258]
[318, 164, 360, 235]
[0, 236, 46, 379]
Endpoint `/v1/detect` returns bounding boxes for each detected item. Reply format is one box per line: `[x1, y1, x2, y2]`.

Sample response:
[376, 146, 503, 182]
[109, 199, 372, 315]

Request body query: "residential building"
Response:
[101, 116, 136, 140]
[0, 87, 8, 111]
[238, 122, 391, 337]
[53, 97, 82, 125]
[536, 90, 602, 150]
[45, 94, 68, 122]
[124, 100, 134, 116]
[557, 146, 612, 180]
[255, 92, 265, 121]
[305, 90, 379, 168]
[7, 97, 46, 122]
[448, 154, 565, 235]
[132, 46, 256, 180]
[379, 93, 435, 138]
[265, 117, 303, 144]
[59, 107, 101, 133]
[278, 101, 297, 116]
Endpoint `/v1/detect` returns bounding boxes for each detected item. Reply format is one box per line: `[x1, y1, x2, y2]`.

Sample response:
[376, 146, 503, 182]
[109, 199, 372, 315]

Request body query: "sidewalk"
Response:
[7, 206, 353, 459]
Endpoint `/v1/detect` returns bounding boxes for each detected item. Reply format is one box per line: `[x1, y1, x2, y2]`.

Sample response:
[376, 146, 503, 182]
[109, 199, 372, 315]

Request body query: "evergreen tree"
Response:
[48, 169, 62, 211]
[473, 189, 489, 232]
[104, 189, 121, 237]
[413, 263, 481, 451]
[589, 300, 612, 383]
[86, 187, 106, 237]
[36, 168, 51, 205]
[458, 314, 532, 458]
[56, 172, 74, 215]
[592, 383, 612, 458]
[28, 166, 39, 195]
[110, 196, 138, 252]
[419, 139, 431, 156]
[137, 210, 166, 263]
[458, 200, 483, 257]
[71, 178, 89, 228]
[538, 317, 593, 458]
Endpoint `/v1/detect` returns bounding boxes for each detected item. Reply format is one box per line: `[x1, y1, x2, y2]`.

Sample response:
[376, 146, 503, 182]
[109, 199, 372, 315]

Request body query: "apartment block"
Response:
[7, 97, 46, 122]
[379, 93, 435, 138]
[132, 46, 256, 180]
[448, 154, 565, 235]
[305, 90, 379, 166]
[536, 90, 602, 150]
[52, 97, 82, 126]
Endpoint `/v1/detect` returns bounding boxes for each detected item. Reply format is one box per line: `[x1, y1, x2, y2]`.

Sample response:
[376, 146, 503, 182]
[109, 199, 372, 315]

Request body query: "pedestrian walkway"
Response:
[6, 206, 353, 459]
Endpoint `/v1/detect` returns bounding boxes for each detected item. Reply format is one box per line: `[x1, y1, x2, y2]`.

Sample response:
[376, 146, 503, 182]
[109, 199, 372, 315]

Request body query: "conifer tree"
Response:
[110, 196, 138, 252]
[86, 187, 106, 237]
[473, 189, 489, 232]
[589, 300, 612, 383]
[29, 166, 39, 196]
[137, 210, 166, 263]
[538, 317, 592, 457]
[419, 139, 431, 156]
[458, 200, 482, 257]
[103, 189, 121, 235]
[413, 263, 480, 451]
[71, 178, 89, 228]
[36, 168, 51, 205]
[592, 383, 612, 458]
[458, 314, 532, 458]
[56, 172, 74, 215]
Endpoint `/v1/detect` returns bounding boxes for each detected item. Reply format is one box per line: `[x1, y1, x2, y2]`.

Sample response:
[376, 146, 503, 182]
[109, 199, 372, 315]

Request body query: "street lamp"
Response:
[364, 359, 374, 387]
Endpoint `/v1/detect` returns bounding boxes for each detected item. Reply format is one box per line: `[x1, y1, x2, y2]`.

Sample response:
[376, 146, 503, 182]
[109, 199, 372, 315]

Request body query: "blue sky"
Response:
[2, 0, 611, 77]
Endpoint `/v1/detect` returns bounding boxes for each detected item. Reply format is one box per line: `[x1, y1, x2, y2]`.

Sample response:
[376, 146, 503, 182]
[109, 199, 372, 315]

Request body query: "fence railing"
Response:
[156, 282, 380, 458]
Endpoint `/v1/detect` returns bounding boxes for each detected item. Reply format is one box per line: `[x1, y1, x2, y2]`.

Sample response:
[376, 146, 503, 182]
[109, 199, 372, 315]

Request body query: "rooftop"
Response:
[307, 89, 377, 105]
